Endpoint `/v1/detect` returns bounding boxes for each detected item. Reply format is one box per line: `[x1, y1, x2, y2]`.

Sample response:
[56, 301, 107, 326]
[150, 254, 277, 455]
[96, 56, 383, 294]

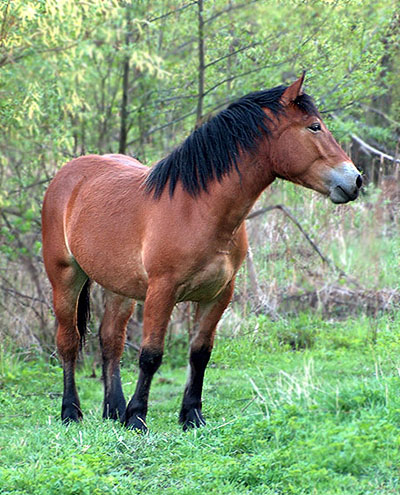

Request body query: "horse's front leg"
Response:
[124, 280, 175, 431]
[180, 280, 235, 431]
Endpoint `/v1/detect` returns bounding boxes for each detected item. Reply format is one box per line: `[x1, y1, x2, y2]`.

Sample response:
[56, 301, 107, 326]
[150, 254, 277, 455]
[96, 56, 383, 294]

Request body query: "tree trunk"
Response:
[195, 0, 205, 127]
[119, 7, 131, 154]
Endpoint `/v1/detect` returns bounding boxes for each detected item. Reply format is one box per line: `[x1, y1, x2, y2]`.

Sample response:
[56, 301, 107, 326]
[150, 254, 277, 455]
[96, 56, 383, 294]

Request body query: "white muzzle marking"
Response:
[328, 162, 362, 204]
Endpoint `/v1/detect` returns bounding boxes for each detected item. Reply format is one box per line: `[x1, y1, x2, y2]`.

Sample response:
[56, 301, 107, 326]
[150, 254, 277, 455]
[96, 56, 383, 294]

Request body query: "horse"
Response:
[42, 74, 362, 431]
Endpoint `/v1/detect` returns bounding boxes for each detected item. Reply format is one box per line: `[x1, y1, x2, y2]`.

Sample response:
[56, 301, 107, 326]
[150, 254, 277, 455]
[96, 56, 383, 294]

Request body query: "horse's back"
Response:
[46, 154, 148, 189]
[42, 154, 148, 230]
[102, 153, 148, 170]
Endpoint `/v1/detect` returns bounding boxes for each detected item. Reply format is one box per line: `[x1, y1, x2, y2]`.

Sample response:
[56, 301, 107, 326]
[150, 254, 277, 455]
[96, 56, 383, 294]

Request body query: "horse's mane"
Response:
[145, 85, 319, 198]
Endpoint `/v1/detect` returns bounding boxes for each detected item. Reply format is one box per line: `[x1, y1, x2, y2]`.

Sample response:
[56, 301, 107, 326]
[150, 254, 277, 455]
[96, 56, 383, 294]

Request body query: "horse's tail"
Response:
[77, 279, 91, 348]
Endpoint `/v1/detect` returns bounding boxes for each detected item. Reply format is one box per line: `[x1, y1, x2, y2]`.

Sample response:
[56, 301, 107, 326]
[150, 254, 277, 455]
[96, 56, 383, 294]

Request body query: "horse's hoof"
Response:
[103, 409, 123, 421]
[124, 414, 148, 433]
[102, 402, 126, 421]
[180, 408, 206, 431]
[61, 404, 83, 424]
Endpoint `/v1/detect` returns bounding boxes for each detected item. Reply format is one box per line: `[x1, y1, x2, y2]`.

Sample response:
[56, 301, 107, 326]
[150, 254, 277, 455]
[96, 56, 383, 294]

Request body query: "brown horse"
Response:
[42, 75, 362, 431]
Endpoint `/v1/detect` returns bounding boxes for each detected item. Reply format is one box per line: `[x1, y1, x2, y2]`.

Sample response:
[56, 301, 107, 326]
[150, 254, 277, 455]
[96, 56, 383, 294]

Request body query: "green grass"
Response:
[2, 312, 400, 494]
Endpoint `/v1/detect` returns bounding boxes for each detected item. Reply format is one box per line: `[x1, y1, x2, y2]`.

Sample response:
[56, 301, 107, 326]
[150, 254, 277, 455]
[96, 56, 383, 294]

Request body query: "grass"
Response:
[2, 312, 400, 494]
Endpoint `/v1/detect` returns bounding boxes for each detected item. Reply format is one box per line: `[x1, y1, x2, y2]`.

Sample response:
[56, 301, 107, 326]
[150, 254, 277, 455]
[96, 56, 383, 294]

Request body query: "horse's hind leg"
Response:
[100, 291, 135, 420]
[179, 281, 235, 431]
[51, 264, 88, 423]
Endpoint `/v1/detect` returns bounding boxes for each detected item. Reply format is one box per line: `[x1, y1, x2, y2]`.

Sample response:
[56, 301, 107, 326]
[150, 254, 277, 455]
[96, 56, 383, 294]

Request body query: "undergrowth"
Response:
[1, 312, 400, 494]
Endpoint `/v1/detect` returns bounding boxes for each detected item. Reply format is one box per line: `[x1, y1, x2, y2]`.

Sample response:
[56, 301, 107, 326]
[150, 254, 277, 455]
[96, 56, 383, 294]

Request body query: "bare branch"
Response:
[148, 2, 197, 23]
[204, 0, 260, 24]
[247, 204, 353, 282]
[319, 101, 356, 114]
[9, 178, 51, 195]
[204, 42, 261, 69]
[246, 245, 278, 319]
[0, 284, 50, 308]
[361, 104, 400, 129]
[1, 212, 45, 300]
[202, 61, 286, 97]
[127, 108, 197, 147]
[351, 133, 400, 164]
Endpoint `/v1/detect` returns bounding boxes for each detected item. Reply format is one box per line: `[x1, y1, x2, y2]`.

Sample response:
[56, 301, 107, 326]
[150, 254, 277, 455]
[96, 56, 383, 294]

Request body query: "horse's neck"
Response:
[205, 150, 276, 236]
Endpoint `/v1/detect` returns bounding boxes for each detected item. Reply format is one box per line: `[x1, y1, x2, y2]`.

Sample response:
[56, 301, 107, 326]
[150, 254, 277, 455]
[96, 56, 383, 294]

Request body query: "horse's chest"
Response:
[176, 255, 234, 302]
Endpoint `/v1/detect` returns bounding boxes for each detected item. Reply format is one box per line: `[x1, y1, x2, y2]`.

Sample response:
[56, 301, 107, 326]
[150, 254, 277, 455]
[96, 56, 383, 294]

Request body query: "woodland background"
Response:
[0, 0, 399, 351]
[2, 2, 400, 494]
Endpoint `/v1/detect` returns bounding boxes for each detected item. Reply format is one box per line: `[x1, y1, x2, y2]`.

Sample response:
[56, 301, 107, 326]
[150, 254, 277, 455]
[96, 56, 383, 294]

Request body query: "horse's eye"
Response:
[308, 123, 321, 132]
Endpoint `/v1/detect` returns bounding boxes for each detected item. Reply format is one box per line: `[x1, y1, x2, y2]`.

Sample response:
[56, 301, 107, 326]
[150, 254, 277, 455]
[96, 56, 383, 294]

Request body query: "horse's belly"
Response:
[176, 256, 234, 302]
[75, 251, 149, 300]
[98, 270, 148, 301]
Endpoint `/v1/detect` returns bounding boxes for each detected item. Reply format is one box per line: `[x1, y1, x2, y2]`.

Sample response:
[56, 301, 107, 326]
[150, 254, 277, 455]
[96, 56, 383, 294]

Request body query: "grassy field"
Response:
[1, 312, 400, 494]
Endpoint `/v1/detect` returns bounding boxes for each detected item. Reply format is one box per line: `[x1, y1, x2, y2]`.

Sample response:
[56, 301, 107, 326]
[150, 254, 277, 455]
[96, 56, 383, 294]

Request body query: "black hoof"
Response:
[61, 403, 83, 424]
[180, 408, 206, 431]
[124, 413, 148, 432]
[103, 408, 124, 421]
[102, 400, 126, 421]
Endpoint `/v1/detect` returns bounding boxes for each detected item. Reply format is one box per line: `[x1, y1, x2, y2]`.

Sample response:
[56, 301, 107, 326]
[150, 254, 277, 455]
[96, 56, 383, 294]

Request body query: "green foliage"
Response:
[0, 0, 399, 347]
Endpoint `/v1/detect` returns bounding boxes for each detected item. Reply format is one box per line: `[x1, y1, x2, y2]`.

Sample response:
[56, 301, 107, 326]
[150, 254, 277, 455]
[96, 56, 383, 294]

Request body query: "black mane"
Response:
[145, 85, 319, 198]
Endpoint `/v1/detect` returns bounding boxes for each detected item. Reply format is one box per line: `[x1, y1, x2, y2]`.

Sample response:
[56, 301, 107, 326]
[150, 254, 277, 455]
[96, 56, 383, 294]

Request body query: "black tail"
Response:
[77, 279, 91, 349]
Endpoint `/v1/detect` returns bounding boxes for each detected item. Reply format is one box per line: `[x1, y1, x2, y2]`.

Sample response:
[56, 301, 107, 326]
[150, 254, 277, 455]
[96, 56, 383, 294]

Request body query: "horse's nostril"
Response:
[356, 175, 363, 189]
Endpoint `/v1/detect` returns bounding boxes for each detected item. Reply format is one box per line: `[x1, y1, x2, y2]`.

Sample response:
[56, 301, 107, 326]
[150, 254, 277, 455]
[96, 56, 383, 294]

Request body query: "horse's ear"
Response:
[281, 72, 305, 105]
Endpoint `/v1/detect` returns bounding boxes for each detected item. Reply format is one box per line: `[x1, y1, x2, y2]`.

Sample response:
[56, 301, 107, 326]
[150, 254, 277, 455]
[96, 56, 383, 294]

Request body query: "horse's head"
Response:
[270, 74, 362, 204]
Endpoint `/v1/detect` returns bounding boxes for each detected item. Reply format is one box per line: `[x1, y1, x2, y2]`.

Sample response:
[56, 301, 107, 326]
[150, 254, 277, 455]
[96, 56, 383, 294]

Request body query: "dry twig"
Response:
[247, 204, 353, 281]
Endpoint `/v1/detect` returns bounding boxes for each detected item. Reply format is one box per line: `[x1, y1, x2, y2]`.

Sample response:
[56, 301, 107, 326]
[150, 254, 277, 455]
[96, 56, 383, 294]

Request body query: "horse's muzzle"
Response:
[328, 162, 362, 204]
